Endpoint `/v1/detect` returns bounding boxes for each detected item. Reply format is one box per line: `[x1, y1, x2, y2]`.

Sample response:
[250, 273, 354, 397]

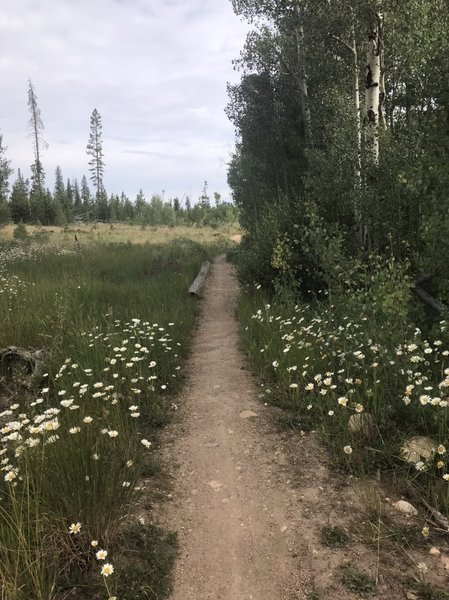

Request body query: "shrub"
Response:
[13, 221, 29, 241]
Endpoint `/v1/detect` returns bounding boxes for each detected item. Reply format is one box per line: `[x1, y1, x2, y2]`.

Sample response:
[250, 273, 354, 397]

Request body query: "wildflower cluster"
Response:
[1, 317, 180, 496]
[0, 243, 77, 268]
[244, 300, 449, 506]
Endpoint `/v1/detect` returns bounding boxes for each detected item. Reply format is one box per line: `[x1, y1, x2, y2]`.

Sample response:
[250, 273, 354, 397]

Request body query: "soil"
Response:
[160, 255, 449, 600]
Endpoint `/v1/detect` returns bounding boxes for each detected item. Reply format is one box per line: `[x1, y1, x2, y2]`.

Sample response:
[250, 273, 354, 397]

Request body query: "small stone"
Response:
[204, 438, 219, 448]
[207, 480, 223, 492]
[393, 500, 418, 516]
[440, 556, 449, 571]
[429, 547, 441, 556]
[348, 413, 375, 436]
[406, 592, 418, 600]
[240, 410, 258, 419]
[280, 525, 288, 533]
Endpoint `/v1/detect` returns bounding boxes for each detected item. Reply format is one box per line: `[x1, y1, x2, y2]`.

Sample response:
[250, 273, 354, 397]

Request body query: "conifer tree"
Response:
[65, 178, 74, 219]
[54, 166, 66, 205]
[9, 170, 30, 223]
[27, 79, 47, 213]
[86, 109, 105, 201]
[81, 175, 91, 210]
[73, 179, 82, 214]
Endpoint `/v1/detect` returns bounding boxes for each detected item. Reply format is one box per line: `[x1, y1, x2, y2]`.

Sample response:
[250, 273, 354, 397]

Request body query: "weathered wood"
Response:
[0, 346, 46, 387]
[188, 261, 210, 297]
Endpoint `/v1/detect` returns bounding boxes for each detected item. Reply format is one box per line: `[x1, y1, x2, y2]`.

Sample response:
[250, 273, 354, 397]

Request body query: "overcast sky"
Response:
[0, 0, 249, 204]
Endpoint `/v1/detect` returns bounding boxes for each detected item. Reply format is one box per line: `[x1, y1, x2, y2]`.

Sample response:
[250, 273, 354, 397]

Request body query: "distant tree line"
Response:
[0, 81, 238, 229]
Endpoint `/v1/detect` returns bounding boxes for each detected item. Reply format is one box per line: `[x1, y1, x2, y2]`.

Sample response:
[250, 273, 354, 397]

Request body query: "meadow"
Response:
[0, 222, 239, 247]
[0, 225, 232, 600]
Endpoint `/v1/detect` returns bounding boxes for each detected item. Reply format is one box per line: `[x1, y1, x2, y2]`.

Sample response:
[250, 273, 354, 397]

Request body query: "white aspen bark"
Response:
[294, 1, 312, 144]
[365, 1, 383, 167]
[297, 24, 312, 141]
[379, 54, 386, 129]
[351, 19, 364, 245]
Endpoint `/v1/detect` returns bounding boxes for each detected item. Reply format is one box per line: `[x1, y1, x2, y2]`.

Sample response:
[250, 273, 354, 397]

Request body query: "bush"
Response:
[13, 221, 29, 241]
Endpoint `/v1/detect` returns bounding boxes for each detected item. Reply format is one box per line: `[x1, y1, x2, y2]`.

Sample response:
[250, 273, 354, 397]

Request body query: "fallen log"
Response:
[414, 273, 432, 287]
[412, 286, 447, 313]
[188, 261, 210, 297]
[0, 346, 46, 388]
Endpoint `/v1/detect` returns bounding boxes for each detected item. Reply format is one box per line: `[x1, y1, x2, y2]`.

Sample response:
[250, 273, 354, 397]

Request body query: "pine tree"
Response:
[86, 109, 105, 201]
[54, 166, 66, 205]
[81, 175, 91, 211]
[66, 178, 74, 220]
[73, 178, 82, 215]
[122, 192, 134, 221]
[9, 170, 30, 223]
[27, 79, 47, 214]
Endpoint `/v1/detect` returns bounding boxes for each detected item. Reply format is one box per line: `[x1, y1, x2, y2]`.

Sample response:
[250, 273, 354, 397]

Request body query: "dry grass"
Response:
[0, 223, 241, 247]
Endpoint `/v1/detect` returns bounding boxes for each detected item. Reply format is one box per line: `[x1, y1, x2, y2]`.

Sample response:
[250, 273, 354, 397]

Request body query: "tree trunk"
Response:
[351, 17, 364, 245]
[365, 1, 383, 167]
[294, 2, 312, 144]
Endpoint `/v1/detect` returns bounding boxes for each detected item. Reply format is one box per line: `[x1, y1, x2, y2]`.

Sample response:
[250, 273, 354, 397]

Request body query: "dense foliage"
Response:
[228, 0, 449, 300]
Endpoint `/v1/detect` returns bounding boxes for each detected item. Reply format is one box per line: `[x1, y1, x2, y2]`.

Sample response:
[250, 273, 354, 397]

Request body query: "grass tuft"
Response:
[115, 523, 178, 600]
[320, 524, 350, 548]
[337, 563, 376, 597]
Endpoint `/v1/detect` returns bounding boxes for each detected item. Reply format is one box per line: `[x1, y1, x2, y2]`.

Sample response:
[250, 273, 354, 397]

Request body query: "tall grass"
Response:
[0, 237, 209, 599]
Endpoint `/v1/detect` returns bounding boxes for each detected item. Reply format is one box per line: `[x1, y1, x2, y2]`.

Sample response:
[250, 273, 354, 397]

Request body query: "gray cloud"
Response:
[0, 0, 248, 201]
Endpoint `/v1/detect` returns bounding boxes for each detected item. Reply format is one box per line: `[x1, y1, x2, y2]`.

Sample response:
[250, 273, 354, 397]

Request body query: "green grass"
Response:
[337, 563, 376, 597]
[0, 237, 211, 599]
[115, 523, 178, 600]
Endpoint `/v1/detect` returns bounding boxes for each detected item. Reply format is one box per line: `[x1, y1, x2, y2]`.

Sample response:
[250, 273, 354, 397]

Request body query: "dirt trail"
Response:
[159, 255, 449, 600]
[162, 255, 306, 600]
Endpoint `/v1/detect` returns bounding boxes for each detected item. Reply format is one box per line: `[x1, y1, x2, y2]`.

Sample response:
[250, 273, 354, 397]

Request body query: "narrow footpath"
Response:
[160, 254, 449, 600]
[162, 255, 306, 600]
